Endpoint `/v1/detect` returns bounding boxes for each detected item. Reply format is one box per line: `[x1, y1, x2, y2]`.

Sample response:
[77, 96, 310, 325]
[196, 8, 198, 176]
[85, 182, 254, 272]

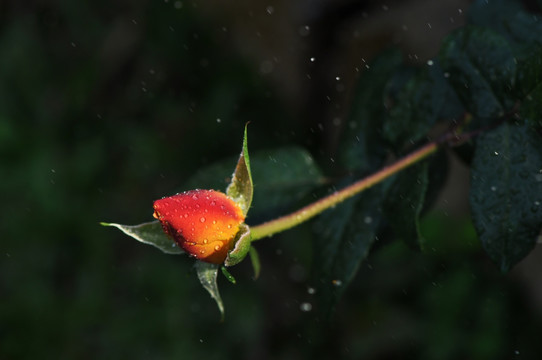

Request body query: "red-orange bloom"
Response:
[153, 189, 245, 264]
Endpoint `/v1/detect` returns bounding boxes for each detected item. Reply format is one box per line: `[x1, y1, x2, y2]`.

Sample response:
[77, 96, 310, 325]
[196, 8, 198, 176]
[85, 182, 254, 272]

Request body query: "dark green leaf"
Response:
[195, 261, 224, 320]
[101, 221, 183, 254]
[384, 60, 463, 148]
[470, 122, 542, 272]
[312, 184, 388, 315]
[439, 26, 517, 119]
[468, 0, 542, 47]
[515, 45, 542, 99]
[340, 49, 402, 172]
[226, 124, 253, 216]
[384, 161, 429, 250]
[184, 146, 324, 216]
[521, 84, 542, 128]
[250, 147, 325, 215]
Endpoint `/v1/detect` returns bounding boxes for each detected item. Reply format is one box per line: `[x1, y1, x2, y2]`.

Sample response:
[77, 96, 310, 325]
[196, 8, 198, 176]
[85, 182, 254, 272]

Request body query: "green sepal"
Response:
[224, 223, 251, 267]
[249, 246, 261, 280]
[226, 124, 253, 216]
[220, 266, 237, 284]
[195, 261, 225, 321]
[100, 221, 183, 255]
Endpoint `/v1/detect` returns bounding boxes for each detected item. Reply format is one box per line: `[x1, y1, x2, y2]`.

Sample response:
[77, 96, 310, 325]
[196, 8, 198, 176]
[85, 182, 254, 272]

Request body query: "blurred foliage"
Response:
[1, 0, 542, 360]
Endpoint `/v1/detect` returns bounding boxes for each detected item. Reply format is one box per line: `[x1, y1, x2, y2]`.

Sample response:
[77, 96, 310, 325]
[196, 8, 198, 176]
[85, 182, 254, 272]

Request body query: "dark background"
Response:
[2, 0, 542, 359]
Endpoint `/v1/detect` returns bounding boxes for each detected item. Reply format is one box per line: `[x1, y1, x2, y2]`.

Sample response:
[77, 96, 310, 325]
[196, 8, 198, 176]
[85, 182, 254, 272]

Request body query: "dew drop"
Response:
[200, 217, 206, 223]
[300, 302, 312, 312]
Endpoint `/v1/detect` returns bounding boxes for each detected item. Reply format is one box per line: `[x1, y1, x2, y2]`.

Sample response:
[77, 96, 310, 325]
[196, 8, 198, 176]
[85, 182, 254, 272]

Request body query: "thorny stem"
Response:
[250, 132, 457, 241]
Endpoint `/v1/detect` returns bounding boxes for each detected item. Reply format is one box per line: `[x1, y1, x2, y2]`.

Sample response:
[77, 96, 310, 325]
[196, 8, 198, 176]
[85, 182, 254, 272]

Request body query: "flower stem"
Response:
[250, 141, 440, 241]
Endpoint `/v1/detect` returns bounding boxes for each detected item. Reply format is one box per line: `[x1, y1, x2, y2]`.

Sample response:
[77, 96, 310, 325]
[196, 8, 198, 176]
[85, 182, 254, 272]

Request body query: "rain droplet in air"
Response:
[300, 302, 312, 312]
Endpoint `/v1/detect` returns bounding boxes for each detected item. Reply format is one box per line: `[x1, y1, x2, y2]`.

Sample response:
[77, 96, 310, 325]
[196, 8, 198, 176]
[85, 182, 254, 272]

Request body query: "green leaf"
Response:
[384, 60, 464, 148]
[515, 45, 542, 100]
[439, 26, 517, 119]
[340, 49, 402, 172]
[101, 221, 183, 254]
[195, 261, 224, 320]
[470, 122, 542, 272]
[521, 84, 542, 128]
[384, 161, 429, 250]
[468, 0, 542, 47]
[249, 146, 324, 215]
[384, 60, 463, 148]
[312, 183, 388, 315]
[226, 124, 253, 216]
[184, 146, 324, 217]
[224, 223, 251, 267]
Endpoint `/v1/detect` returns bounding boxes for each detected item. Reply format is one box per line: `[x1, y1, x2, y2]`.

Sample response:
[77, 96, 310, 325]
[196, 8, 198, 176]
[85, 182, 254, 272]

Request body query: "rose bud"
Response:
[153, 189, 245, 264]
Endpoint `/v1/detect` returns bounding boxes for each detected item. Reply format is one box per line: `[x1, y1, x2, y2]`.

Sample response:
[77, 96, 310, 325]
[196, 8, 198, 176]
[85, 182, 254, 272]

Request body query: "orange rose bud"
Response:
[152, 189, 245, 264]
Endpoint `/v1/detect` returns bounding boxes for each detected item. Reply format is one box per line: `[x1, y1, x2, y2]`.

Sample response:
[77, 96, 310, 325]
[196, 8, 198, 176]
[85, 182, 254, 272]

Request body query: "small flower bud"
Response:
[153, 189, 245, 264]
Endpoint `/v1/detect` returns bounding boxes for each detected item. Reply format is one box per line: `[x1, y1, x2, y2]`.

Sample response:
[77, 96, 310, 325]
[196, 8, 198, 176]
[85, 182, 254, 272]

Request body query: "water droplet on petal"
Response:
[200, 217, 206, 223]
[214, 245, 221, 251]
